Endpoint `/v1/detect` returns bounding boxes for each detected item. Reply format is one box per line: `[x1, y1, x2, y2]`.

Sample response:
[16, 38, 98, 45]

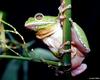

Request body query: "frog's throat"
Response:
[36, 24, 59, 39]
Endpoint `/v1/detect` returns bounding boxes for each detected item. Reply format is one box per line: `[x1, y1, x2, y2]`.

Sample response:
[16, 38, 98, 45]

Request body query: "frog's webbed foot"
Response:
[58, 1, 71, 25]
[58, 2, 71, 14]
[58, 41, 71, 58]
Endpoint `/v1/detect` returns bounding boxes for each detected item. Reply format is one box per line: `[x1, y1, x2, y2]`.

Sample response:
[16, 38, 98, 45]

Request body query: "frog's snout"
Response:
[25, 24, 38, 31]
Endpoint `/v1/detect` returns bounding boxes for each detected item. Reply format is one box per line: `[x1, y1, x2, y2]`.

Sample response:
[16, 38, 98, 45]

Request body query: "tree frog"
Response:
[25, 3, 90, 76]
[25, 4, 72, 57]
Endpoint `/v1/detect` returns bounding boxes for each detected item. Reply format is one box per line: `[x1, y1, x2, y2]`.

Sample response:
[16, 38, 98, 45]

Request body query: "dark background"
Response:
[0, 0, 100, 80]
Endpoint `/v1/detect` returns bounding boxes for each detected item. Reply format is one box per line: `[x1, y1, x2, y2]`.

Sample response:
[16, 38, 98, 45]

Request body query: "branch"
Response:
[61, 0, 71, 68]
[0, 55, 32, 61]
[60, 0, 71, 79]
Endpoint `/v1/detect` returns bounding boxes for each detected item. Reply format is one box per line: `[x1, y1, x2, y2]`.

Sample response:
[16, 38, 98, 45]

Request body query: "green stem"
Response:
[0, 55, 32, 61]
[43, 60, 62, 66]
[61, 0, 71, 79]
[62, 0, 71, 67]
[0, 55, 61, 66]
[0, 11, 7, 55]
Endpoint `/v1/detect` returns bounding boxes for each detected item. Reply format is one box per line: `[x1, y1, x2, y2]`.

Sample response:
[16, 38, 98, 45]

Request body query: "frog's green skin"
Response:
[25, 13, 63, 56]
[70, 18, 90, 55]
[25, 13, 90, 77]
[25, 13, 90, 56]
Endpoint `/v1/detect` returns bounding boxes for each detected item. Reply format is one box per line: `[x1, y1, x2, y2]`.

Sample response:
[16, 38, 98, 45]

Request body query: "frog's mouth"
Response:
[25, 24, 51, 32]
[25, 24, 38, 31]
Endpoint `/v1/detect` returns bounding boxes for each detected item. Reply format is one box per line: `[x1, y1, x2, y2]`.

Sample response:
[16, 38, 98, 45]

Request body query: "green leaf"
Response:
[0, 11, 3, 20]
[0, 11, 6, 21]
[6, 32, 16, 42]
[29, 48, 59, 62]
[0, 14, 6, 53]
[26, 40, 35, 47]
[23, 61, 28, 80]
[1, 60, 22, 80]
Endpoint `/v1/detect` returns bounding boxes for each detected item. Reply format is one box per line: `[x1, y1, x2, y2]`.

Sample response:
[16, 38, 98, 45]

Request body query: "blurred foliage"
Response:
[0, 0, 71, 78]
[0, 11, 31, 80]
[1, 60, 23, 80]
[0, 11, 63, 80]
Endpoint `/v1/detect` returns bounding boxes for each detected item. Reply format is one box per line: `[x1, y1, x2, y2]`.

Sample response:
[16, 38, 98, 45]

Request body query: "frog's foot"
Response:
[58, 41, 71, 57]
[58, 1, 71, 14]
[58, 1, 71, 25]
[58, 4, 71, 20]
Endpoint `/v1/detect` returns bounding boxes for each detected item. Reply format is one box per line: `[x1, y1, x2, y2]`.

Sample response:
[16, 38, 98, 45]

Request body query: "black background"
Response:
[0, 0, 100, 80]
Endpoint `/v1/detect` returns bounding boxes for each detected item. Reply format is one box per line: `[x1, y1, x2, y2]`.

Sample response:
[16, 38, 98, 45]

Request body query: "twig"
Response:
[61, 0, 71, 79]
[0, 55, 32, 61]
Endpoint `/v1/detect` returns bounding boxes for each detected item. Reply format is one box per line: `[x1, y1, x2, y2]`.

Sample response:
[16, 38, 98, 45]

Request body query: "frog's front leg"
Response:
[58, 41, 71, 58]
[58, 1, 71, 14]
[58, 1, 71, 25]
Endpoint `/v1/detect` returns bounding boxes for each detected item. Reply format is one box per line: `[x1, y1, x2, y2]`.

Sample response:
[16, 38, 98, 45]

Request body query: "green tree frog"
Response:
[25, 3, 90, 76]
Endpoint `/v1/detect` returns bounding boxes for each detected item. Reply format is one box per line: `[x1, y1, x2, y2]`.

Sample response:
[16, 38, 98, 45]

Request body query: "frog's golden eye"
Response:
[34, 13, 44, 20]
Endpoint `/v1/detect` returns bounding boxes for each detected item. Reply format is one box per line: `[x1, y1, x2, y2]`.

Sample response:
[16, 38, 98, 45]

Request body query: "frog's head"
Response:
[25, 13, 58, 31]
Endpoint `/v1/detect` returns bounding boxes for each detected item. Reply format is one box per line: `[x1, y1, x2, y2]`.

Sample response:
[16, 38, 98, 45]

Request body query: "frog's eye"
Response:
[34, 13, 44, 20]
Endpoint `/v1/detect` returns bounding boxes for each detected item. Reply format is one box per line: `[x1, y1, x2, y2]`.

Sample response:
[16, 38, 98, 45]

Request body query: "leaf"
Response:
[25, 40, 35, 48]
[0, 18, 6, 53]
[1, 60, 22, 80]
[23, 61, 28, 80]
[6, 32, 16, 42]
[29, 48, 59, 62]
[0, 11, 3, 20]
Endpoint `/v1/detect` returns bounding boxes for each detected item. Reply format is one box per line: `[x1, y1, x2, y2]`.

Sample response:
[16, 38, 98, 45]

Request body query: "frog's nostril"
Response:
[35, 13, 44, 20]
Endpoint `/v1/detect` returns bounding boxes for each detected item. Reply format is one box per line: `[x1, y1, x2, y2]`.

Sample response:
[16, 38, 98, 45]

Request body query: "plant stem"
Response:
[0, 11, 7, 55]
[43, 60, 62, 66]
[62, 0, 71, 67]
[0, 55, 32, 61]
[61, 0, 71, 79]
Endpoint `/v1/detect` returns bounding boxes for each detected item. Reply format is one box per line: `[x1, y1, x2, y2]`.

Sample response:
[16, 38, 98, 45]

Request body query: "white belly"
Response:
[43, 23, 63, 53]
